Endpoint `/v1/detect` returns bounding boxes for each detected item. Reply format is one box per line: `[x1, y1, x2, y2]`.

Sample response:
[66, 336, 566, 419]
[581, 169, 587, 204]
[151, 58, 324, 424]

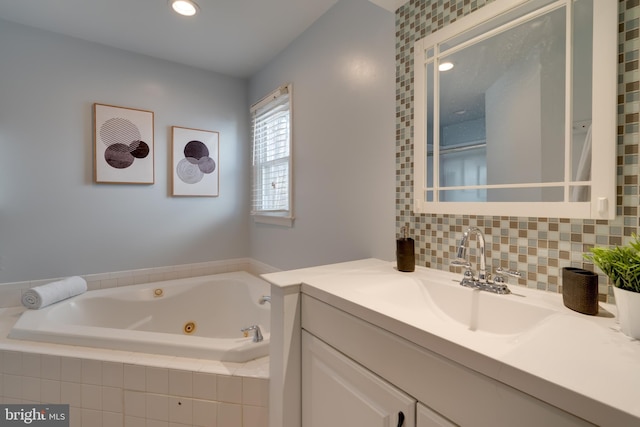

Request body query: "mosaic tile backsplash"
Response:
[395, 0, 640, 303]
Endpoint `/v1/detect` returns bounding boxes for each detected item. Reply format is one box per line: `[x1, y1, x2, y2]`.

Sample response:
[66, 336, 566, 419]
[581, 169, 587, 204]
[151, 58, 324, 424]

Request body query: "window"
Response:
[251, 84, 294, 226]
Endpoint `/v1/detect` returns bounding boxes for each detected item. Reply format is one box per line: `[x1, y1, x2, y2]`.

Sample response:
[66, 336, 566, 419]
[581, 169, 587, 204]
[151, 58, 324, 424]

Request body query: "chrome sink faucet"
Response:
[453, 226, 488, 283]
[451, 227, 519, 295]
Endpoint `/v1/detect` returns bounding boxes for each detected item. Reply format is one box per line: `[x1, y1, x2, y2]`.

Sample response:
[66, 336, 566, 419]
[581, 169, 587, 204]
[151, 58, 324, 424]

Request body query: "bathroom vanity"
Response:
[264, 259, 640, 427]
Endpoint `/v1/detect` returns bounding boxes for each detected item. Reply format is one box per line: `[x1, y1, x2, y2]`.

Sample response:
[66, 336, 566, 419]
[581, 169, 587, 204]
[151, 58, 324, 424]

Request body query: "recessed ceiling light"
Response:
[438, 62, 454, 72]
[170, 0, 199, 17]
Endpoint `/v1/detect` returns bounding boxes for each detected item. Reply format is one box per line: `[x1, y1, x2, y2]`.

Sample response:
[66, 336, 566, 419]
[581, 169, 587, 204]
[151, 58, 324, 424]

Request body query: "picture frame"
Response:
[93, 103, 154, 184]
[171, 126, 219, 197]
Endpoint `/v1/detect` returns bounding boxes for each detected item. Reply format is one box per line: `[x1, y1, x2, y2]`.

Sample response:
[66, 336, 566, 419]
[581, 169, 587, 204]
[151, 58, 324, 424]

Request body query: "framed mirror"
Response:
[413, 0, 617, 219]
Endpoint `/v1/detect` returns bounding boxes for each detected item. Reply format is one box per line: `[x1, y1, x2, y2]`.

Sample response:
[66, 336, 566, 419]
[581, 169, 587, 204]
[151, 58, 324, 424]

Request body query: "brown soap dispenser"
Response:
[396, 226, 415, 272]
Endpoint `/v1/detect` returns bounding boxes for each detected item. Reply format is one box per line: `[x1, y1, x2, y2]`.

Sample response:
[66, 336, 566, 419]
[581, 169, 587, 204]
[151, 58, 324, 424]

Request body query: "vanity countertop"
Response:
[263, 259, 640, 427]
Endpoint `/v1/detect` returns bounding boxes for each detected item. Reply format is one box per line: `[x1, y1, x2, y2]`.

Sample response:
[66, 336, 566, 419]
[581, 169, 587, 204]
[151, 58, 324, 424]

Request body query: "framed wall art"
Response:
[171, 126, 219, 197]
[93, 103, 154, 184]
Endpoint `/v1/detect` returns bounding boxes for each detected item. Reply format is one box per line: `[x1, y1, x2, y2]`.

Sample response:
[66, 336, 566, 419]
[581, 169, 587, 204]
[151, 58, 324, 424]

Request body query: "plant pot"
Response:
[613, 286, 640, 340]
[562, 267, 599, 315]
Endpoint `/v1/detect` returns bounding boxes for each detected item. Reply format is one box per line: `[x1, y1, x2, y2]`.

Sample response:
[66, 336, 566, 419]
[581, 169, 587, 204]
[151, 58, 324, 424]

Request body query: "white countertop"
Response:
[263, 259, 640, 426]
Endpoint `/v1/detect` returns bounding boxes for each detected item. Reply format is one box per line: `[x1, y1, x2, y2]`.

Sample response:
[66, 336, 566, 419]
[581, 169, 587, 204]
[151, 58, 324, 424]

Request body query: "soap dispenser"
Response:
[396, 226, 415, 272]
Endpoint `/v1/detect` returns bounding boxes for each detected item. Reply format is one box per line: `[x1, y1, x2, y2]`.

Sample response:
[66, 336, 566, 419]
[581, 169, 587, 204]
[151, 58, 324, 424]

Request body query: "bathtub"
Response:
[9, 271, 271, 363]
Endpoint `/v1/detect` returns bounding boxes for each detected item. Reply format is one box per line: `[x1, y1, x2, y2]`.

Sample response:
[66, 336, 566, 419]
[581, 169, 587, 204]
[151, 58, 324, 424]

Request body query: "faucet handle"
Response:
[495, 267, 522, 279]
[450, 258, 471, 268]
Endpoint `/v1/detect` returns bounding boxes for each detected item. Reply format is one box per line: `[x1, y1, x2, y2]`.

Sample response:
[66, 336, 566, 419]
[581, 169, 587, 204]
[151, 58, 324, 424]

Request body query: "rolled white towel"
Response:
[21, 276, 87, 309]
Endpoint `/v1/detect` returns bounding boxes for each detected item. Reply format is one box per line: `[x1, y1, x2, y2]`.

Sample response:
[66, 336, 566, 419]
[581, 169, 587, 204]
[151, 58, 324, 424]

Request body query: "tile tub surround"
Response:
[0, 308, 269, 427]
[0, 258, 276, 426]
[0, 307, 269, 427]
[395, 0, 640, 303]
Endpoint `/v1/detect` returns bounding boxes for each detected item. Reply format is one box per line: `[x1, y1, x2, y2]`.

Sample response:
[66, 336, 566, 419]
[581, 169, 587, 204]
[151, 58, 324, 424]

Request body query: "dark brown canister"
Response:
[396, 226, 415, 272]
[562, 267, 599, 315]
[396, 238, 415, 272]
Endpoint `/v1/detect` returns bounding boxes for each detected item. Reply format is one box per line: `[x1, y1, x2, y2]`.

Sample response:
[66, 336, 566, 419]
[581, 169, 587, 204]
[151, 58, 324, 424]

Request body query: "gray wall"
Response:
[0, 19, 250, 283]
[248, 0, 396, 270]
[0, 0, 396, 283]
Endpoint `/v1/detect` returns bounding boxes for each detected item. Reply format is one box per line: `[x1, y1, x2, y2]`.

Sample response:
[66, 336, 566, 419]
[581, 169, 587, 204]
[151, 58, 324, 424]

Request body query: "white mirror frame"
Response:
[413, 0, 617, 219]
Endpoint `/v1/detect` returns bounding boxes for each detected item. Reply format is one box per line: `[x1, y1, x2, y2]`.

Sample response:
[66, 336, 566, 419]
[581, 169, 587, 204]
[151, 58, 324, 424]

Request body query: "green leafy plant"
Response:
[584, 234, 640, 293]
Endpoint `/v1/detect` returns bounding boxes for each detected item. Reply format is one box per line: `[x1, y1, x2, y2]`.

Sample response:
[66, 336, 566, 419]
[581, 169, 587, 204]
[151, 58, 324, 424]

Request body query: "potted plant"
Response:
[584, 234, 640, 339]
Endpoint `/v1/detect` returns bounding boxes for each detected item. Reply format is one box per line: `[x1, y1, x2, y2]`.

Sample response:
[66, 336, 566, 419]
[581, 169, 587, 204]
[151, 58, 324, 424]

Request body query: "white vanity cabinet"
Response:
[302, 331, 416, 427]
[267, 260, 640, 427]
[417, 403, 457, 427]
[301, 294, 593, 427]
[302, 330, 457, 427]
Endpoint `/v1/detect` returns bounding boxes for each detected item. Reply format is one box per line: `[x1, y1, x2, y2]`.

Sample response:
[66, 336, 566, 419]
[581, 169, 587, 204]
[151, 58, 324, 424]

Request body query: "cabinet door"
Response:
[302, 331, 415, 427]
[417, 402, 458, 427]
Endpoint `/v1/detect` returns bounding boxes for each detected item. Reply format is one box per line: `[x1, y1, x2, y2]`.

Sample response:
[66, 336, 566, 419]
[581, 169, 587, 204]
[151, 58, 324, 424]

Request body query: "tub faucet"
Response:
[451, 227, 514, 295]
[258, 295, 271, 305]
[241, 325, 263, 342]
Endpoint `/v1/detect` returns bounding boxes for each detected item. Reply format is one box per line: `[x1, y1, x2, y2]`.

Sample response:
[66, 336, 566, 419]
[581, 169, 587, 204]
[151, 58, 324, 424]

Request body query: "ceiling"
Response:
[0, 0, 402, 79]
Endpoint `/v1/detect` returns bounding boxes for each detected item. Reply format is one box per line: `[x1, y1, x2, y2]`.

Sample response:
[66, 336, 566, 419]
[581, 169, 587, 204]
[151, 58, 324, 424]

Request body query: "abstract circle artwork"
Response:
[94, 103, 154, 184]
[172, 127, 219, 196]
[99, 117, 150, 169]
[176, 140, 216, 184]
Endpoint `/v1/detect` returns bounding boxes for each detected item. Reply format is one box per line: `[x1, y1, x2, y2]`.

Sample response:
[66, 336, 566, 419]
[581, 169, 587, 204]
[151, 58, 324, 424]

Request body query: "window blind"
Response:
[251, 85, 292, 216]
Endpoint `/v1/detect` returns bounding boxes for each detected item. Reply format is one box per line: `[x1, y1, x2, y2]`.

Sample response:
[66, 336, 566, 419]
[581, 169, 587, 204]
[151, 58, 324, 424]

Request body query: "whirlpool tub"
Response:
[9, 271, 271, 362]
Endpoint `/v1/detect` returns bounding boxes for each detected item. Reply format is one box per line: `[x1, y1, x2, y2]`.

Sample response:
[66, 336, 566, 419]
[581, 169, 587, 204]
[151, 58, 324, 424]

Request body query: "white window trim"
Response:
[250, 83, 294, 227]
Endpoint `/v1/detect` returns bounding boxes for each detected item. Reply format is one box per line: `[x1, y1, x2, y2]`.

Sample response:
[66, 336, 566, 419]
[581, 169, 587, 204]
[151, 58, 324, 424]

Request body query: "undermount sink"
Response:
[353, 272, 557, 336]
[419, 277, 556, 335]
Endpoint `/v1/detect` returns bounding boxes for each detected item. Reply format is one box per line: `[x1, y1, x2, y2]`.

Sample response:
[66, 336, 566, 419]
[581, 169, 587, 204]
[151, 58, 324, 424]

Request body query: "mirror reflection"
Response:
[417, 0, 611, 216]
